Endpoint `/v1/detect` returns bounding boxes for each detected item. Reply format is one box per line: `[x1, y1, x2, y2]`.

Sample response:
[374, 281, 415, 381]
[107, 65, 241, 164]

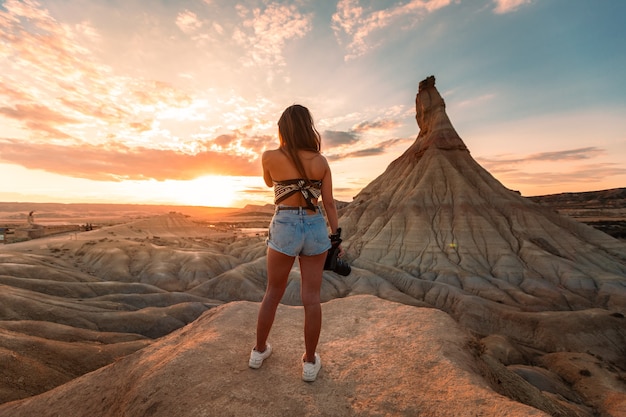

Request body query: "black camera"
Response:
[324, 228, 351, 276]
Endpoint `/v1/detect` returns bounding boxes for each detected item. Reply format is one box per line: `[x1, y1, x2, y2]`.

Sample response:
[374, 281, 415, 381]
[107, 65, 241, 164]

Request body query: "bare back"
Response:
[262, 148, 331, 208]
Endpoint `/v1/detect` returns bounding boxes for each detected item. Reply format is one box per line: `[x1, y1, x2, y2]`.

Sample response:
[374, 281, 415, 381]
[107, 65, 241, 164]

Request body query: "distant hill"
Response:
[1, 190, 624, 238]
[528, 187, 626, 210]
[529, 188, 626, 238]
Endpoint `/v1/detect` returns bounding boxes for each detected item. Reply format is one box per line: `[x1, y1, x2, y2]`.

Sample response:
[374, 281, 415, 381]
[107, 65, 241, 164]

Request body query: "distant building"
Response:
[0, 227, 12, 243]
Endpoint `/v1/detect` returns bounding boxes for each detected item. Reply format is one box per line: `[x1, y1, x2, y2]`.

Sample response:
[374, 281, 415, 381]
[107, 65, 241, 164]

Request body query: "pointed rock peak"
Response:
[405, 75, 468, 158]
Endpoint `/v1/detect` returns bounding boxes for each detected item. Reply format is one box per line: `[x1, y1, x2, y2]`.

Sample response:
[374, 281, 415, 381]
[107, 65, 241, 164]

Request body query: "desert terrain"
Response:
[0, 77, 625, 416]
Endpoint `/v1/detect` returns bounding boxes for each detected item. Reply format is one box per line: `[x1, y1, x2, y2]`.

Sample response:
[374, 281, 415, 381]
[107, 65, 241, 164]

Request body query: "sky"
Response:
[1, 0, 625, 208]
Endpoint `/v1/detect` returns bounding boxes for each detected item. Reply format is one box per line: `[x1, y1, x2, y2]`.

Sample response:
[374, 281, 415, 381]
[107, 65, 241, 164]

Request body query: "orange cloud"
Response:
[0, 83, 32, 101]
[476, 147, 626, 194]
[57, 97, 131, 124]
[493, 0, 532, 14]
[0, 103, 79, 138]
[0, 0, 194, 142]
[23, 121, 73, 139]
[352, 119, 401, 133]
[0, 139, 261, 181]
[214, 134, 236, 147]
[476, 147, 605, 167]
[0, 103, 78, 125]
[1, 0, 101, 80]
[131, 81, 192, 107]
[498, 163, 626, 192]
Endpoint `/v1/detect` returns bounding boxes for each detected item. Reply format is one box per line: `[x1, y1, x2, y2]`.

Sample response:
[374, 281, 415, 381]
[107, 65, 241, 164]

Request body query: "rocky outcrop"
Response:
[340, 76, 626, 313]
[334, 76, 626, 415]
[529, 187, 626, 239]
[0, 296, 557, 417]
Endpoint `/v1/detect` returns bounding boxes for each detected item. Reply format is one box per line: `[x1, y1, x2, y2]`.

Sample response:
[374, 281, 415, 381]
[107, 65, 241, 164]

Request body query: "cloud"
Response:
[213, 134, 237, 148]
[476, 147, 605, 169]
[233, 3, 312, 68]
[0, 137, 261, 181]
[320, 114, 409, 160]
[57, 96, 131, 125]
[1, 0, 53, 25]
[131, 81, 192, 107]
[322, 116, 402, 147]
[212, 22, 224, 35]
[0, 1, 127, 132]
[176, 10, 203, 34]
[492, 0, 533, 14]
[454, 93, 497, 109]
[1, 0, 103, 80]
[0, 1, 209, 148]
[351, 119, 401, 133]
[476, 146, 626, 194]
[331, 0, 453, 60]
[128, 121, 152, 133]
[322, 130, 359, 147]
[328, 138, 407, 160]
[341, 148, 385, 158]
[0, 83, 32, 101]
[497, 163, 626, 193]
[0, 103, 79, 138]
[0, 103, 78, 125]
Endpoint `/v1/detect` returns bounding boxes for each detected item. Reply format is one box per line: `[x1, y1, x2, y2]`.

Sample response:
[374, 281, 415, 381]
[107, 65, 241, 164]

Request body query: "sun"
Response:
[169, 176, 237, 207]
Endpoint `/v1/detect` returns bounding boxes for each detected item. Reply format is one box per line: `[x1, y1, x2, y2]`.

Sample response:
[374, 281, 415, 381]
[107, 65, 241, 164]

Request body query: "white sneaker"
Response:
[249, 343, 272, 369]
[302, 353, 321, 382]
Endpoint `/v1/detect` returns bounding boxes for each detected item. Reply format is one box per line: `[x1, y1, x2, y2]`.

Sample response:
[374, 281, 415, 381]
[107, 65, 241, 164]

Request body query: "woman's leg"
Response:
[255, 247, 295, 352]
[298, 252, 326, 363]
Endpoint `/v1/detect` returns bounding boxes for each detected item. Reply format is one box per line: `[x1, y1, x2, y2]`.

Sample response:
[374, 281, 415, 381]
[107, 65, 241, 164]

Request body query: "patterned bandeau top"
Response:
[274, 179, 322, 211]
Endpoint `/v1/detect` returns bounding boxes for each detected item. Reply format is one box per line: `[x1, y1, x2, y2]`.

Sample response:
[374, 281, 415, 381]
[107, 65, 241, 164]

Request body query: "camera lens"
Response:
[334, 258, 351, 276]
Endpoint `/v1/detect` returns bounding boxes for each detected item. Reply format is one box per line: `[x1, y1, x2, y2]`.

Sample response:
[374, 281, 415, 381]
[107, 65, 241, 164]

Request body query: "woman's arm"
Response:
[320, 157, 339, 234]
[261, 151, 273, 187]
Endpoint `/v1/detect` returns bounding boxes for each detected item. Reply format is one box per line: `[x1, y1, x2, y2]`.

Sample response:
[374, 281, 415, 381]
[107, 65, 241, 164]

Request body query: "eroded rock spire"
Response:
[404, 75, 468, 161]
[341, 75, 626, 314]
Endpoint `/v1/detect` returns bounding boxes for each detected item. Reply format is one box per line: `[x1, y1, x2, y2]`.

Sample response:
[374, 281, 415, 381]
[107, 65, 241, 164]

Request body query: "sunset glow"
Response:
[1, 0, 625, 207]
[154, 175, 265, 208]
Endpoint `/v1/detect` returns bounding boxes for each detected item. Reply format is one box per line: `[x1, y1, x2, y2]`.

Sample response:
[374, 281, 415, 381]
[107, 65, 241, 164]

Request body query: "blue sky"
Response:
[0, 0, 625, 207]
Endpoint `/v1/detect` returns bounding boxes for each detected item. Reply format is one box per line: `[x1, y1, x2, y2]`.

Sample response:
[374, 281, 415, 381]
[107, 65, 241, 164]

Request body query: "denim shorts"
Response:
[267, 207, 331, 257]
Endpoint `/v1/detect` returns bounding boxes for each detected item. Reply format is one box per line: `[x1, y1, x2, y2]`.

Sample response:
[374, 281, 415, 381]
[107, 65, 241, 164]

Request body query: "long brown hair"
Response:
[277, 104, 321, 180]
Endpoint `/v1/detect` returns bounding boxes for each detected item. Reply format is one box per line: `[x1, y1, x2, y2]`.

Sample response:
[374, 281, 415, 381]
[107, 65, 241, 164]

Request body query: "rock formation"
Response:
[0, 296, 560, 417]
[335, 76, 626, 415]
[340, 75, 626, 313]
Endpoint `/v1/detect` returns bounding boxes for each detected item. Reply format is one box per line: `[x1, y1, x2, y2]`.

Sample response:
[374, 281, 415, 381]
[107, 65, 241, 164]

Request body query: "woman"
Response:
[249, 104, 341, 382]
